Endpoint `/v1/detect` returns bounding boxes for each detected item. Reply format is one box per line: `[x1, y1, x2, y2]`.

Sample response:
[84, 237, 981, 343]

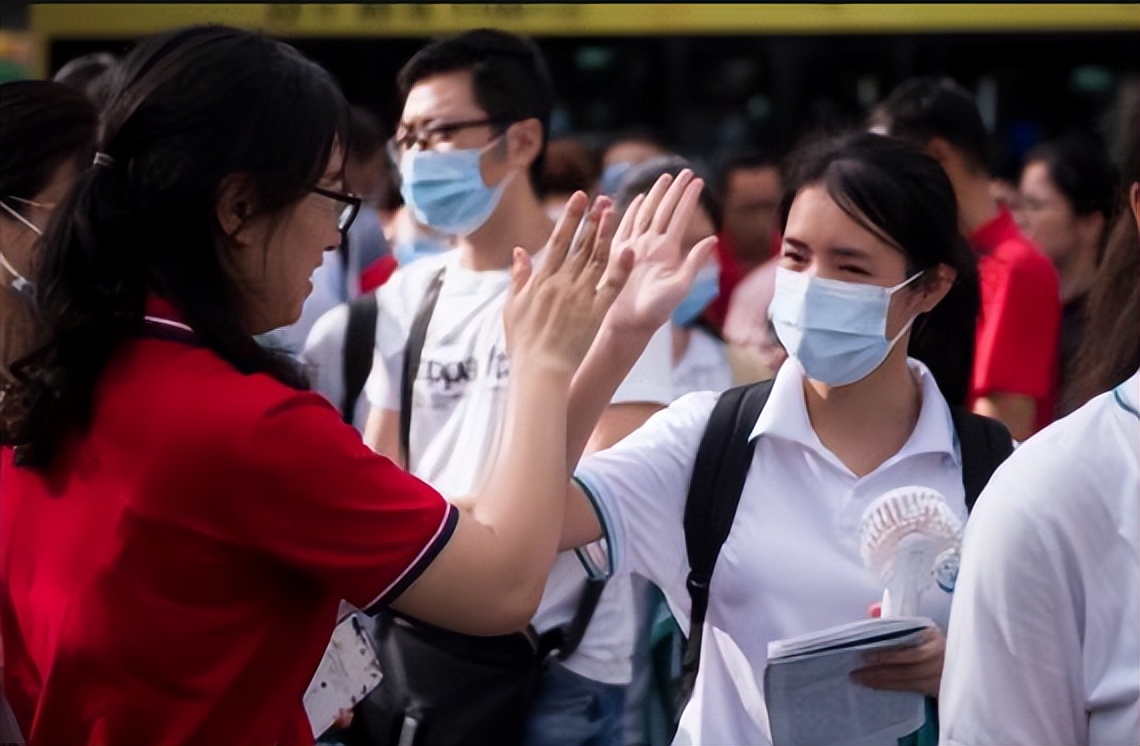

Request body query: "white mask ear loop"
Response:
[0, 202, 41, 293]
[1, 200, 43, 237]
[885, 271, 926, 349]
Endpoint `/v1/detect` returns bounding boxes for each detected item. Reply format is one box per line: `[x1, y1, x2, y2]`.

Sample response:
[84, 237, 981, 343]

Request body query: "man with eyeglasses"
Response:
[357, 28, 675, 746]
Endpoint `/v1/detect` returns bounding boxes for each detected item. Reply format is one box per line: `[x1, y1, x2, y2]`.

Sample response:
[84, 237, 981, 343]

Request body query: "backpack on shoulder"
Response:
[671, 379, 1013, 728]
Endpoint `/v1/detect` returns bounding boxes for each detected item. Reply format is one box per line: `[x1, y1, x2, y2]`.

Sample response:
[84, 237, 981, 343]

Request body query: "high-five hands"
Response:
[503, 193, 633, 375]
[597, 169, 717, 335]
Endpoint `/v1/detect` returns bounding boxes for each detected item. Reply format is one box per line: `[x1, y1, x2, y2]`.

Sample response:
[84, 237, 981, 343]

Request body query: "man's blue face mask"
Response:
[398, 138, 511, 237]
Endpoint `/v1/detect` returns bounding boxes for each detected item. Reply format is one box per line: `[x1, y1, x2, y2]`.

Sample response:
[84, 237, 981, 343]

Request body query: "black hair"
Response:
[0, 80, 97, 217]
[1024, 135, 1119, 256]
[397, 29, 554, 191]
[613, 155, 723, 234]
[716, 148, 784, 196]
[778, 131, 981, 406]
[869, 76, 991, 174]
[53, 51, 119, 110]
[1064, 79, 1140, 413]
[1, 24, 350, 467]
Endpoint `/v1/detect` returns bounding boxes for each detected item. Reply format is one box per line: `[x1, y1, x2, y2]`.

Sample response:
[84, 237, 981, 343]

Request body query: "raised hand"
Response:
[503, 192, 634, 375]
[597, 169, 718, 335]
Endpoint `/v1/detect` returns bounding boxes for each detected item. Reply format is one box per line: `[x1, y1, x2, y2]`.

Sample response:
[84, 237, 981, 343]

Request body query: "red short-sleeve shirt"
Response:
[969, 206, 1061, 433]
[0, 319, 456, 745]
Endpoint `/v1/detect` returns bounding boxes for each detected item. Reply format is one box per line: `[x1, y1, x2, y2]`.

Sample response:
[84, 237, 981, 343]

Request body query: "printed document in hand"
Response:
[304, 612, 384, 738]
[763, 616, 935, 746]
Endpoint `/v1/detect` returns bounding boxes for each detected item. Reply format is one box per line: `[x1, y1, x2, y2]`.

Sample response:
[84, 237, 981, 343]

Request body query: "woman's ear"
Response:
[215, 173, 257, 242]
[916, 263, 958, 313]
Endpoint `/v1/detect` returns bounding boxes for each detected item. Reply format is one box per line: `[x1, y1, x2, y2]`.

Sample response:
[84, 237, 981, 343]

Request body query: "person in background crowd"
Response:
[542, 137, 603, 221]
[615, 156, 731, 400]
[0, 80, 97, 382]
[559, 132, 989, 745]
[599, 128, 668, 197]
[719, 150, 788, 384]
[1014, 135, 1117, 415]
[360, 29, 700, 746]
[260, 105, 392, 356]
[718, 150, 784, 277]
[0, 24, 707, 745]
[52, 51, 118, 110]
[1062, 78, 1140, 415]
[939, 102, 1139, 744]
[870, 76, 1061, 441]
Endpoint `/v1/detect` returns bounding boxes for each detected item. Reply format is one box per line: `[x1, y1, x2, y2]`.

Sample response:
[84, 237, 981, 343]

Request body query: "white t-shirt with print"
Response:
[940, 370, 1139, 746]
[672, 326, 733, 400]
[363, 250, 673, 684]
[575, 358, 967, 745]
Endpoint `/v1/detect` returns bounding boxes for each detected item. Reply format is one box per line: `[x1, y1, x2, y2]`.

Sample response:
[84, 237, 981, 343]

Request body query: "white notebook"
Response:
[303, 612, 384, 738]
[764, 616, 934, 746]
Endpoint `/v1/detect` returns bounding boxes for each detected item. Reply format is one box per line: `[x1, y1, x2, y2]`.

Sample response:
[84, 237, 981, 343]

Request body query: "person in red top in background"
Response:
[703, 151, 784, 333]
[870, 77, 1061, 440]
[0, 25, 705, 746]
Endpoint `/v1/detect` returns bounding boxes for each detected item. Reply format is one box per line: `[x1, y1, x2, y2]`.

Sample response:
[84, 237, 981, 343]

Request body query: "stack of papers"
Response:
[764, 616, 934, 746]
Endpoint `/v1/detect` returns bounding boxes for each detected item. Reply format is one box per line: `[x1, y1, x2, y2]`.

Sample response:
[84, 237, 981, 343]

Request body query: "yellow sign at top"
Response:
[30, 4, 1140, 39]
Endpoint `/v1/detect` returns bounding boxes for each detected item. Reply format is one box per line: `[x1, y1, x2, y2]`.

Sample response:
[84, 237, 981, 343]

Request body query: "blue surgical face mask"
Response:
[769, 266, 921, 386]
[393, 235, 451, 267]
[672, 264, 720, 326]
[399, 139, 510, 236]
[599, 161, 633, 197]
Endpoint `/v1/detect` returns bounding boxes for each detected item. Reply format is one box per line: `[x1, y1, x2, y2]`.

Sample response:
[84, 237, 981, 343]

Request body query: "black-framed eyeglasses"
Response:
[309, 185, 362, 234]
[386, 118, 506, 162]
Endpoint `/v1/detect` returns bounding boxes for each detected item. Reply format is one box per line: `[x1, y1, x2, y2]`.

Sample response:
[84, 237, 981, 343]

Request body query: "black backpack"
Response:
[673, 379, 1013, 721]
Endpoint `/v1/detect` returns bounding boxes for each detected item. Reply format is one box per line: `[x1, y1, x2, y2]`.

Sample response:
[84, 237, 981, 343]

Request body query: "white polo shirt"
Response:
[363, 249, 673, 685]
[940, 370, 1140, 746]
[575, 358, 967, 745]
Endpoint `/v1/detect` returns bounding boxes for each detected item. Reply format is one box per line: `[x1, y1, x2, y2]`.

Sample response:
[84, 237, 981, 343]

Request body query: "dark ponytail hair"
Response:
[778, 132, 980, 405]
[1, 25, 349, 467]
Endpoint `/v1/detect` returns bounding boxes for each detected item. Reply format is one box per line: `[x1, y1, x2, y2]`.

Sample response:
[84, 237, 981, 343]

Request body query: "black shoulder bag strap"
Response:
[948, 407, 1014, 511]
[676, 379, 775, 716]
[400, 269, 446, 470]
[341, 294, 380, 424]
[537, 576, 607, 662]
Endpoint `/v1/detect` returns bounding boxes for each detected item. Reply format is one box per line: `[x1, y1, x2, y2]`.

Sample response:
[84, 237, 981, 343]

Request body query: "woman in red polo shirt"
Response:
[0, 25, 710, 746]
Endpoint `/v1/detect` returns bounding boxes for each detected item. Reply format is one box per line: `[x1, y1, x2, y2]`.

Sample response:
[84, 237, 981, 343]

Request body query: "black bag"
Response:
[347, 268, 607, 746]
[672, 380, 1013, 726]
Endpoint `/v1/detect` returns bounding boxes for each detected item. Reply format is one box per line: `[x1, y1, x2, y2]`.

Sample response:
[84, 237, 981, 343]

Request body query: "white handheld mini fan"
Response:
[859, 486, 963, 617]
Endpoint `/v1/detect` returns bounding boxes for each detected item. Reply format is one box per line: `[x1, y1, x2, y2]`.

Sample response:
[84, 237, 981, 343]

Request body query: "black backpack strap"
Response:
[676, 379, 774, 717]
[341, 294, 379, 424]
[400, 269, 445, 470]
[949, 407, 1014, 511]
[536, 576, 607, 661]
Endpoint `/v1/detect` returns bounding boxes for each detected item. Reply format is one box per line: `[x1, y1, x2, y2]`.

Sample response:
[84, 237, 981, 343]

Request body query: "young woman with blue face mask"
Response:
[555, 132, 987, 745]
